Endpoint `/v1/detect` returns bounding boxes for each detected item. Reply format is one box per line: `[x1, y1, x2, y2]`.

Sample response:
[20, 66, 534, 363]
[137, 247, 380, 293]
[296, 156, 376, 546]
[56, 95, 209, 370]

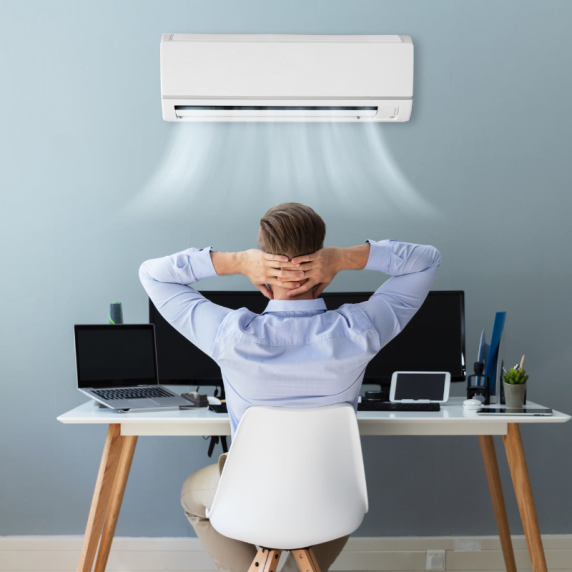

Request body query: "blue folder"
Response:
[485, 312, 506, 396]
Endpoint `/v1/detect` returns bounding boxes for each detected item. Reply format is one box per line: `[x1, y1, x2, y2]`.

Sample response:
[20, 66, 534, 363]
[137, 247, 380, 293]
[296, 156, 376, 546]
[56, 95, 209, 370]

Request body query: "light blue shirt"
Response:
[139, 240, 441, 436]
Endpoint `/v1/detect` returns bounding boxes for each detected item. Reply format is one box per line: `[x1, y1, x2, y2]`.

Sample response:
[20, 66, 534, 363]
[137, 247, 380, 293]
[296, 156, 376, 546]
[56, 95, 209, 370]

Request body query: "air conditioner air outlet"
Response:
[170, 105, 402, 121]
[173, 105, 400, 119]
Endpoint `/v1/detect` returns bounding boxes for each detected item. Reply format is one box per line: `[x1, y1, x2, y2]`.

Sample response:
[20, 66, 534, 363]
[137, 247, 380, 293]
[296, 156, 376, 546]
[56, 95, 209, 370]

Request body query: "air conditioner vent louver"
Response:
[174, 106, 399, 119]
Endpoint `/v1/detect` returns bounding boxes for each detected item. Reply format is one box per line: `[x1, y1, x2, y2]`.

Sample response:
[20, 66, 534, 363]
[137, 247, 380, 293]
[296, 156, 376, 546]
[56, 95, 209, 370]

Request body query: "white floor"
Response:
[1, 535, 571, 571]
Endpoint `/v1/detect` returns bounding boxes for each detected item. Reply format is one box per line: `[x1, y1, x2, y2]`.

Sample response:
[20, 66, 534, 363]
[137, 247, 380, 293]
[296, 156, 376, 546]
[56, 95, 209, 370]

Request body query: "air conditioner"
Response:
[160, 34, 414, 122]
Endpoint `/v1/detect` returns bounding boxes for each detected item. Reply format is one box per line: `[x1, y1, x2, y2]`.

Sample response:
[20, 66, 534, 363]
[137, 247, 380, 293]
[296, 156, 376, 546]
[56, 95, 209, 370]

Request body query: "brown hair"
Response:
[258, 203, 326, 259]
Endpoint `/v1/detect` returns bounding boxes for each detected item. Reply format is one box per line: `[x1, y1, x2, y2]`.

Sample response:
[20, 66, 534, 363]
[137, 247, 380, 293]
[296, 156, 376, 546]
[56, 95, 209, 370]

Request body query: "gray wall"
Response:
[1, 0, 571, 537]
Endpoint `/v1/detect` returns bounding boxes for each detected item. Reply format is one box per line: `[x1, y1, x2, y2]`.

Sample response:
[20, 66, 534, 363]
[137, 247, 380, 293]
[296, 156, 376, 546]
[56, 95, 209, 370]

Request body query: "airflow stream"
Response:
[161, 34, 414, 122]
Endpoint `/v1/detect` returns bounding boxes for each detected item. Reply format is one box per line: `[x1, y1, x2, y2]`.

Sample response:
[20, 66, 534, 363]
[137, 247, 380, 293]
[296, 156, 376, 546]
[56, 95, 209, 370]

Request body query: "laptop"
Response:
[74, 324, 189, 410]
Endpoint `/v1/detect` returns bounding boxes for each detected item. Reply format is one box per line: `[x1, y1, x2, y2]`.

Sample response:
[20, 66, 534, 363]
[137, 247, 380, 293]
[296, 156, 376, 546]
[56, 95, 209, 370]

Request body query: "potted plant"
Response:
[502, 367, 528, 409]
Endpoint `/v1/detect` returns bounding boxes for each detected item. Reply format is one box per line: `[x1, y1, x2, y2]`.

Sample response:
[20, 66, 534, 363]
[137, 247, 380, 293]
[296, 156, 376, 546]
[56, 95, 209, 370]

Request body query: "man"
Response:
[139, 202, 441, 572]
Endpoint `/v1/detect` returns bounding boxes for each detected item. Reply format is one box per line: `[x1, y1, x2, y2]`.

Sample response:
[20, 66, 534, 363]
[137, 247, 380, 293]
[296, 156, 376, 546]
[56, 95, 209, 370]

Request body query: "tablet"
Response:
[389, 371, 451, 403]
[477, 407, 553, 416]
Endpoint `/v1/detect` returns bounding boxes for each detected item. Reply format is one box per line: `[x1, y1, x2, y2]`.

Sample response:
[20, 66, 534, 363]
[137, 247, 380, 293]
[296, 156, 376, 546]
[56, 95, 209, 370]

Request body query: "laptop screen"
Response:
[75, 325, 158, 388]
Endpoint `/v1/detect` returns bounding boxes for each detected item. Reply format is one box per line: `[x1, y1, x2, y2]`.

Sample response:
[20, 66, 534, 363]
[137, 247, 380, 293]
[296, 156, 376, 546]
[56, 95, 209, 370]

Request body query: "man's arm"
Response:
[139, 247, 230, 357]
[358, 240, 441, 347]
[139, 248, 304, 356]
[289, 239, 441, 347]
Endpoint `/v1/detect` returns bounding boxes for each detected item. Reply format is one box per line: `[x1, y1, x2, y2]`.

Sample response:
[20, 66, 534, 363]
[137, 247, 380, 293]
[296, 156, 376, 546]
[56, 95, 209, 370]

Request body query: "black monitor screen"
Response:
[323, 292, 466, 383]
[75, 325, 158, 388]
[149, 291, 465, 385]
[149, 293, 265, 386]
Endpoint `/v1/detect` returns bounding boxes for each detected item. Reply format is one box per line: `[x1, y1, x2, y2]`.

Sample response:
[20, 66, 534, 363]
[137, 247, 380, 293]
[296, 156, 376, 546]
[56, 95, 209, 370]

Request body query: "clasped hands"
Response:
[211, 244, 368, 300]
[240, 247, 340, 300]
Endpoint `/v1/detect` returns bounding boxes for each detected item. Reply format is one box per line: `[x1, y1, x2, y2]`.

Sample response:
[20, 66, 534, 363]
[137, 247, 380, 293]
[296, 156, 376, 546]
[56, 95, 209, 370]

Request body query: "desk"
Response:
[58, 397, 570, 572]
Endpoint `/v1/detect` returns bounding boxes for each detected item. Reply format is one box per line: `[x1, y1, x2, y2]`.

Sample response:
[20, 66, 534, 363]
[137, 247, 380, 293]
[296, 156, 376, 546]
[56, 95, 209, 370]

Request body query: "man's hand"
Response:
[238, 249, 304, 300]
[287, 244, 371, 299]
[286, 247, 341, 299]
[212, 244, 370, 300]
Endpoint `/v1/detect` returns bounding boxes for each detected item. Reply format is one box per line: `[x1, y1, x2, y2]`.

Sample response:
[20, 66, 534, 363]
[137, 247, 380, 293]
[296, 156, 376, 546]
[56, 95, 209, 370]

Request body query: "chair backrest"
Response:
[207, 404, 368, 550]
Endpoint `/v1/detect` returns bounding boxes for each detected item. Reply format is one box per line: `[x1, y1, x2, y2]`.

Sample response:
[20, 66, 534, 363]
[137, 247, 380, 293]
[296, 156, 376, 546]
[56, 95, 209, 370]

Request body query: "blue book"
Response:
[485, 312, 506, 396]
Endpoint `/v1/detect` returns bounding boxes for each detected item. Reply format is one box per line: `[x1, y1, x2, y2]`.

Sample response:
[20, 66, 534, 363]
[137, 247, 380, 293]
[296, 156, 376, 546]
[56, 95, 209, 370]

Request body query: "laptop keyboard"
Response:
[92, 387, 173, 400]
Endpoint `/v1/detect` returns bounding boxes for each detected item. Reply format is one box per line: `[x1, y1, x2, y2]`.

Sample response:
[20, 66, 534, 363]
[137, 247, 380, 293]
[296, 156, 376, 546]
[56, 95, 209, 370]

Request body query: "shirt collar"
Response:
[263, 298, 327, 314]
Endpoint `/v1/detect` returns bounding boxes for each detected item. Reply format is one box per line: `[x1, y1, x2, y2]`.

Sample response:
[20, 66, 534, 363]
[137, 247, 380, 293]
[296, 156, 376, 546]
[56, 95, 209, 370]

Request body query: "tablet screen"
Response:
[394, 373, 447, 401]
[477, 408, 552, 416]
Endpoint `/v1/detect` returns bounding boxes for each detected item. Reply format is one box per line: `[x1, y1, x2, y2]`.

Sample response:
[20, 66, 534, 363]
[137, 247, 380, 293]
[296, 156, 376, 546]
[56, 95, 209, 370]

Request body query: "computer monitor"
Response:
[149, 291, 466, 389]
[321, 291, 466, 384]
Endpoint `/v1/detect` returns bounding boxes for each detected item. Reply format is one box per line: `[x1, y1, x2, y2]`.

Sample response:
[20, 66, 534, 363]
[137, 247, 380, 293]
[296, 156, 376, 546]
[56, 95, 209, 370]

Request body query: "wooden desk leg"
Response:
[94, 435, 138, 572]
[77, 424, 123, 572]
[503, 423, 548, 572]
[479, 435, 517, 572]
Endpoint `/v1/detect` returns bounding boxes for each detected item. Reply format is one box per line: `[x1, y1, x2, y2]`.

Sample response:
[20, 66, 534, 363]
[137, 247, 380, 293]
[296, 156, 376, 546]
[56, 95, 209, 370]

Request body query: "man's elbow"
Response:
[416, 244, 441, 270]
[431, 246, 442, 268]
[139, 260, 151, 284]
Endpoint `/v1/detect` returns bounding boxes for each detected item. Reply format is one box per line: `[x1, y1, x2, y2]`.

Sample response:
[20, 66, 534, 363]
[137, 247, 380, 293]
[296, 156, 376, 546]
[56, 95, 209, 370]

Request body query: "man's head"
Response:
[257, 203, 326, 260]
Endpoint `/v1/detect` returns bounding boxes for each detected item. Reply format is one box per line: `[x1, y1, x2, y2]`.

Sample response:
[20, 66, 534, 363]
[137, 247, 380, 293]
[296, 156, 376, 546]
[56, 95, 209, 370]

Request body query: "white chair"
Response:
[207, 404, 368, 572]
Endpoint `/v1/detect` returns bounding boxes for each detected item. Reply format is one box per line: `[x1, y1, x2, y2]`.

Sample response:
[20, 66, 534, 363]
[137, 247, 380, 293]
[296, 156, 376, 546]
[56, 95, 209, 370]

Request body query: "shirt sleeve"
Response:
[139, 247, 231, 358]
[357, 239, 442, 349]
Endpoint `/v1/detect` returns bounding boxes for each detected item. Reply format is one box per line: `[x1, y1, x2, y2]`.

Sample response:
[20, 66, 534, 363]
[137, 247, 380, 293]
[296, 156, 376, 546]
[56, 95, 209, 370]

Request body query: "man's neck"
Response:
[271, 286, 314, 301]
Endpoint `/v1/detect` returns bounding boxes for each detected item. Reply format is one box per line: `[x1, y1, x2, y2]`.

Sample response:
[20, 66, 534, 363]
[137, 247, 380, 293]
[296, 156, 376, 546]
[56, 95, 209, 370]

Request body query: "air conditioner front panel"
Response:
[169, 33, 406, 43]
[161, 35, 413, 99]
[160, 34, 414, 122]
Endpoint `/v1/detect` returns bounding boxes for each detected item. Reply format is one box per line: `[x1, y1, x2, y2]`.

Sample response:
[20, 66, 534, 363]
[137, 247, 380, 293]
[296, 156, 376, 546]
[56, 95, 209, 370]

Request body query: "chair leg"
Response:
[263, 549, 282, 572]
[248, 547, 282, 572]
[292, 548, 321, 572]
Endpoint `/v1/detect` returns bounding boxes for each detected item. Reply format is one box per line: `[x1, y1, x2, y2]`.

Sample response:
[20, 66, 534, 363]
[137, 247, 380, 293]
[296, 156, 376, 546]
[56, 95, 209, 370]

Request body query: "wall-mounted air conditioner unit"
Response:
[160, 34, 414, 122]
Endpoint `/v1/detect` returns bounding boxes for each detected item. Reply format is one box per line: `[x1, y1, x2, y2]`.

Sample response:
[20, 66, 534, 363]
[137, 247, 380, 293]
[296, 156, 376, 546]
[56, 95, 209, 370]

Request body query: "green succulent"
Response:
[503, 368, 528, 385]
